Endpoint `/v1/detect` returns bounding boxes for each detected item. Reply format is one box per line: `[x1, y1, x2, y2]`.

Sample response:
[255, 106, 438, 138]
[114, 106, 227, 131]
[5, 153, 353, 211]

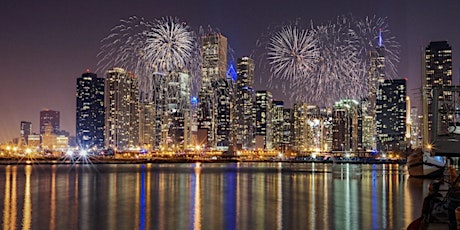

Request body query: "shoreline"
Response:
[0, 157, 407, 165]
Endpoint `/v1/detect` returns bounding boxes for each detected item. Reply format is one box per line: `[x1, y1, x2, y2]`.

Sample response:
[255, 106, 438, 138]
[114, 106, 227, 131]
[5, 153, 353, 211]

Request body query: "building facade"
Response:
[422, 41, 452, 145]
[76, 71, 105, 150]
[198, 33, 228, 148]
[40, 110, 60, 135]
[255, 90, 273, 150]
[234, 57, 255, 150]
[19, 121, 32, 146]
[105, 67, 139, 151]
[376, 79, 407, 152]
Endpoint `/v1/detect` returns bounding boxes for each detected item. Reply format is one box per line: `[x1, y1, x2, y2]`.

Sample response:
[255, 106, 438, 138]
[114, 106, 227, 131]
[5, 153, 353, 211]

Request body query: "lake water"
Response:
[0, 162, 430, 230]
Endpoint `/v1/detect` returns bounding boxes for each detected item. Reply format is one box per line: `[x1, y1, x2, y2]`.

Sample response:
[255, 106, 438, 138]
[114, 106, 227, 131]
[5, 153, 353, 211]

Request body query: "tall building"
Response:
[409, 108, 422, 149]
[40, 110, 60, 135]
[292, 103, 308, 153]
[198, 33, 228, 148]
[105, 67, 139, 151]
[364, 31, 386, 151]
[234, 57, 255, 150]
[214, 64, 236, 151]
[19, 121, 32, 145]
[332, 99, 359, 152]
[255, 90, 273, 150]
[76, 71, 105, 150]
[142, 71, 191, 151]
[376, 79, 407, 152]
[271, 101, 284, 151]
[282, 108, 293, 153]
[422, 41, 452, 145]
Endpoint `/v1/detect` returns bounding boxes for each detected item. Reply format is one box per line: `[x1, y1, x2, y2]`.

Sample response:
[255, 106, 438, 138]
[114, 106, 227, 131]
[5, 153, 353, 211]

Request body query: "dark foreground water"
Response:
[0, 162, 431, 230]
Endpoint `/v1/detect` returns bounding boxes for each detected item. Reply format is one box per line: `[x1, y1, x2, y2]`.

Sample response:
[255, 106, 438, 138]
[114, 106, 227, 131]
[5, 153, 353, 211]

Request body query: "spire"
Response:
[378, 28, 383, 47]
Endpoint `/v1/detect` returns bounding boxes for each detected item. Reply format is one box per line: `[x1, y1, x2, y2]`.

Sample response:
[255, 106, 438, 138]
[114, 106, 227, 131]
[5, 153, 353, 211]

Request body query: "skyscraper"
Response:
[19, 121, 32, 145]
[214, 64, 236, 151]
[376, 79, 407, 151]
[332, 100, 359, 152]
[271, 101, 284, 151]
[422, 41, 452, 145]
[40, 110, 60, 135]
[105, 67, 139, 151]
[76, 70, 105, 149]
[198, 33, 228, 148]
[234, 57, 255, 150]
[255, 90, 273, 150]
[364, 31, 386, 151]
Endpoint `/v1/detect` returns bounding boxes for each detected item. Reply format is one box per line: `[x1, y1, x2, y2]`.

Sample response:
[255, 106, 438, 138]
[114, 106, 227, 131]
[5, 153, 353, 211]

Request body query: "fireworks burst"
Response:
[267, 26, 319, 82]
[264, 15, 400, 107]
[98, 16, 200, 101]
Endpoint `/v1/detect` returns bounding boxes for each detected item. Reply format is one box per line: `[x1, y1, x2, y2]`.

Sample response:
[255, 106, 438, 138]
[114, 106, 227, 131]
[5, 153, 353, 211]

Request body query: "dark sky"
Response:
[1, 0, 459, 143]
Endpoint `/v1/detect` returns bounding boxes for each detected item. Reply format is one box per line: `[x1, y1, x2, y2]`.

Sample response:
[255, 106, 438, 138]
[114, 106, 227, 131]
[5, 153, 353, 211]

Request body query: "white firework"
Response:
[98, 16, 199, 101]
[267, 26, 319, 81]
[264, 15, 400, 107]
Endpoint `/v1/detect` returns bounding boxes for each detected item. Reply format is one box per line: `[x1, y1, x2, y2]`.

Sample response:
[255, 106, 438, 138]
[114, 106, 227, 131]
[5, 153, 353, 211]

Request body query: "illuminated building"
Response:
[292, 103, 308, 152]
[139, 100, 155, 151]
[364, 30, 386, 151]
[105, 67, 139, 151]
[422, 41, 452, 145]
[409, 108, 422, 149]
[41, 124, 56, 150]
[234, 57, 255, 150]
[198, 33, 228, 148]
[255, 90, 273, 150]
[76, 71, 105, 150]
[292, 103, 328, 153]
[19, 121, 32, 145]
[40, 110, 60, 135]
[376, 79, 407, 151]
[332, 99, 360, 152]
[282, 108, 293, 153]
[271, 101, 284, 151]
[139, 70, 192, 151]
[214, 64, 236, 151]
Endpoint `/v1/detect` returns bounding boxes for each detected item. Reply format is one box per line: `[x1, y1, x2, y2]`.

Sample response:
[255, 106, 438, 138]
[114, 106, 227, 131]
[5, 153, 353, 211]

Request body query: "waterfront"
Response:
[0, 162, 428, 229]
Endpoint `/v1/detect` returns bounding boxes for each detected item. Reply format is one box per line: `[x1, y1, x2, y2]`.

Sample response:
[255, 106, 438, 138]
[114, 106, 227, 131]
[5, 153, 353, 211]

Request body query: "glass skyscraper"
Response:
[76, 71, 105, 149]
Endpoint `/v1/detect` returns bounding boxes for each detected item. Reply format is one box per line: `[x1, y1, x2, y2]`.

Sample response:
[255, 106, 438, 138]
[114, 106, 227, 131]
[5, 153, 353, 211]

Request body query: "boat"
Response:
[407, 173, 460, 230]
[407, 148, 445, 178]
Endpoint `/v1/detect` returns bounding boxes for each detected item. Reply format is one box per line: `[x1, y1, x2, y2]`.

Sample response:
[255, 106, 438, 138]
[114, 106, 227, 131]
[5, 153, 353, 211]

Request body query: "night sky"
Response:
[1, 0, 459, 143]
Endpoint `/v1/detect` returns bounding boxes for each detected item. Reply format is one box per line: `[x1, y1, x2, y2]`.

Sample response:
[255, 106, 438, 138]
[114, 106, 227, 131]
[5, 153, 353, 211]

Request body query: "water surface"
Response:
[0, 162, 429, 229]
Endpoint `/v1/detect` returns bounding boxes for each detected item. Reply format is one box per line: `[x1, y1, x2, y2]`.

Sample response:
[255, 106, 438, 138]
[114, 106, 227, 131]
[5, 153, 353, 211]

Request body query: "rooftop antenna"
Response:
[378, 28, 383, 47]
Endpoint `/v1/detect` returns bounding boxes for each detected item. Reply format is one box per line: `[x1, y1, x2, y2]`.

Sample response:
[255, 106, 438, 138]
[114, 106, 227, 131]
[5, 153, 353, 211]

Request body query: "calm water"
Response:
[0, 162, 431, 230]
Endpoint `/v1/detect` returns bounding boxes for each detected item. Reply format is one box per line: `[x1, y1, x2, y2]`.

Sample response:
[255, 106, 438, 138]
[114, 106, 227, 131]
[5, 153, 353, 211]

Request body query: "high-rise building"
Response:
[376, 79, 407, 151]
[409, 108, 422, 149]
[19, 121, 32, 145]
[105, 67, 139, 151]
[76, 71, 105, 150]
[292, 103, 308, 153]
[255, 90, 273, 150]
[364, 31, 386, 151]
[40, 110, 60, 135]
[214, 64, 236, 151]
[282, 108, 293, 153]
[142, 71, 191, 151]
[332, 99, 359, 152]
[271, 101, 284, 151]
[422, 41, 452, 145]
[234, 57, 255, 150]
[198, 33, 228, 148]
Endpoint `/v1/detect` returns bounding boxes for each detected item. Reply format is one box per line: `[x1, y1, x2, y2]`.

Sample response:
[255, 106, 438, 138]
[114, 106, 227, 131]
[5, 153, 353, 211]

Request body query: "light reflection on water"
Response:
[0, 163, 428, 229]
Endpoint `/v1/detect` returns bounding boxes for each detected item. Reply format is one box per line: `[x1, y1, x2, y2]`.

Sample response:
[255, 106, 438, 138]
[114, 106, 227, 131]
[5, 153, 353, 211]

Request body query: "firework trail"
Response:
[264, 15, 400, 107]
[267, 26, 319, 82]
[98, 16, 200, 101]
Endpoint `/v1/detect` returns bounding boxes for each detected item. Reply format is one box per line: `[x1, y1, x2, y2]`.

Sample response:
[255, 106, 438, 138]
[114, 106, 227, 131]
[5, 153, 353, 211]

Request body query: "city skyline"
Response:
[1, 0, 460, 143]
